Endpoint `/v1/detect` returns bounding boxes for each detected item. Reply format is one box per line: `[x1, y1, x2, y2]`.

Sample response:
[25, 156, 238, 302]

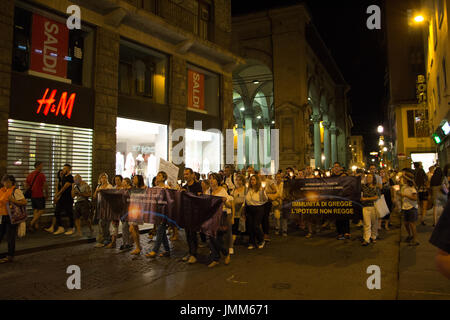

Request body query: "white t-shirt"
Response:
[401, 186, 417, 210]
[206, 187, 232, 213]
[245, 188, 268, 206]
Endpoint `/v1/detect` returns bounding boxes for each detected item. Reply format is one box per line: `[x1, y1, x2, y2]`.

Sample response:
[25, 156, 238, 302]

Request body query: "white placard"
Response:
[157, 158, 180, 186]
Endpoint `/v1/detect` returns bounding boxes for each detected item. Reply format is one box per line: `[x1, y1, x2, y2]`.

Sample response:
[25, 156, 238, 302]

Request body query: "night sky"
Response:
[231, 0, 386, 155]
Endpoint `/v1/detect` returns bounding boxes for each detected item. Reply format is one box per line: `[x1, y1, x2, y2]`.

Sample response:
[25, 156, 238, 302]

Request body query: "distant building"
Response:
[422, 0, 450, 168]
[231, 4, 352, 171]
[350, 136, 365, 170]
[385, 0, 436, 172]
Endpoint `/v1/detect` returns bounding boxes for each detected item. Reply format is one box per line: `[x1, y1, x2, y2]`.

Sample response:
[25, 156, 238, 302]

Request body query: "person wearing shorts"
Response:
[401, 171, 419, 246]
[72, 174, 92, 237]
[25, 161, 48, 231]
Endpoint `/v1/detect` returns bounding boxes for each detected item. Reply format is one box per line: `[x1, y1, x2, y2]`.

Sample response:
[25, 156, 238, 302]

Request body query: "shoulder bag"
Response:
[7, 188, 28, 224]
[24, 172, 39, 199]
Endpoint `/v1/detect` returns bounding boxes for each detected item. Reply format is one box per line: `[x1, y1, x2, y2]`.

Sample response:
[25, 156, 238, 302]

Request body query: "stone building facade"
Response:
[231, 4, 352, 171]
[0, 0, 242, 210]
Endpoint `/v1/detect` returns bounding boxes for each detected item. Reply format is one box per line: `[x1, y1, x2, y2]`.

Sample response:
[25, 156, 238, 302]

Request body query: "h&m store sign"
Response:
[10, 72, 94, 129]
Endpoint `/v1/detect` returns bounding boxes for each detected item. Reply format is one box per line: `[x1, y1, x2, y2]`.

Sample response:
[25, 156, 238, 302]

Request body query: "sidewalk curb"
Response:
[1, 228, 151, 258]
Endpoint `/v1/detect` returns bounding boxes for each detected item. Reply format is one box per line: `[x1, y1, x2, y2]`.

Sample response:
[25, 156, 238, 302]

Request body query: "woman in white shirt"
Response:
[206, 173, 232, 268]
[400, 171, 419, 246]
[245, 174, 268, 250]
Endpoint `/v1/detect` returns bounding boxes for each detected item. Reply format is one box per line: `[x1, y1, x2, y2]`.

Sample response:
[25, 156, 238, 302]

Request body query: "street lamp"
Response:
[413, 15, 425, 23]
[377, 125, 384, 134]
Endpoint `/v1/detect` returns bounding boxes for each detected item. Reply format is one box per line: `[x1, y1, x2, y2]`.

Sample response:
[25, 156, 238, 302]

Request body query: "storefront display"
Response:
[185, 129, 221, 174]
[116, 117, 168, 186]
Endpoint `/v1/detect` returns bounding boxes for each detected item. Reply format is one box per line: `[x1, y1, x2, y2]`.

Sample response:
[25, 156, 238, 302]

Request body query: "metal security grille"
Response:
[7, 119, 93, 215]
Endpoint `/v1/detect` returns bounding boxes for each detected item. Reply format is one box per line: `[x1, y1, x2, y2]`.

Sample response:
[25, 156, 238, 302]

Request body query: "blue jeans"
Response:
[153, 222, 170, 253]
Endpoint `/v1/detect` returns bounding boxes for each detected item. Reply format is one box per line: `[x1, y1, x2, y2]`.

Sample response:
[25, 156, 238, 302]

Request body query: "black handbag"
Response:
[24, 172, 39, 199]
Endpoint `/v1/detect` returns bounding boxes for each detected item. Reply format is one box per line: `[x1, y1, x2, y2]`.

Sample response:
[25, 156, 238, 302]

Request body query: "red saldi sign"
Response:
[30, 14, 69, 79]
[188, 70, 205, 110]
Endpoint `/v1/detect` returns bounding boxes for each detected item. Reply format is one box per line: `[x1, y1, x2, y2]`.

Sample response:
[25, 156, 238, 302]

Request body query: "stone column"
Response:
[168, 56, 187, 176]
[93, 27, 119, 187]
[312, 114, 322, 168]
[330, 126, 338, 165]
[323, 121, 331, 169]
[0, 0, 14, 176]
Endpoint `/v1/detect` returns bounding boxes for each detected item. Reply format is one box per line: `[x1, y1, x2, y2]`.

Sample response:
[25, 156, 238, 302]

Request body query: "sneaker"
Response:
[370, 238, 377, 244]
[337, 235, 345, 240]
[224, 255, 231, 265]
[145, 251, 157, 258]
[53, 227, 65, 235]
[95, 242, 105, 248]
[45, 226, 54, 233]
[282, 232, 288, 237]
[187, 256, 197, 264]
[258, 241, 265, 249]
[229, 248, 234, 255]
[208, 261, 219, 268]
[105, 242, 116, 249]
[64, 228, 75, 236]
[362, 241, 370, 246]
[248, 245, 255, 250]
[130, 248, 141, 255]
[182, 255, 190, 262]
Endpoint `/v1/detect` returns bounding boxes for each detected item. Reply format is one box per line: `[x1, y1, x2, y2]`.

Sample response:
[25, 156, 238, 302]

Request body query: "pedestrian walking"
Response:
[25, 161, 48, 231]
[46, 164, 74, 235]
[0, 175, 27, 263]
[205, 173, 232, 268]
[401, 171, 419, 246]
[129, 175, 146, 255]
[118, 178, 133, 251]
[71, 174, 93, 237]
[93, 173, 113, 247]
[146, 171, 172, 259]
[181, 168, 203, 264]
[361, 173, 380, 246]
[245, 174, 268, 250]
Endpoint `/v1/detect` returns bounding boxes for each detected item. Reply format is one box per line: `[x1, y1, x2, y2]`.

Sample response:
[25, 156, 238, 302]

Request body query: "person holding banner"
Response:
[129, 175, 147, 255]
[146, 171, 172, 259]
[205, 173, 232, 268]
[270, 173, 287, 237]
[181, 168, 203, 264]
[361, 173, 380, 246]
[245, 175, 269, 250]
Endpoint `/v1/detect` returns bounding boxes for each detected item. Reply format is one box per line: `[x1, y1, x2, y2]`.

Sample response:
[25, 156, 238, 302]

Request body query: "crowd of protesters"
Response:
[0, 160, 449, 270]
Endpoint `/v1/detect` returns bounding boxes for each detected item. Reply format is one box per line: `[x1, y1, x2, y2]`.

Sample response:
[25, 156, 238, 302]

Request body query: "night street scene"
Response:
[1, 0, 450, 307]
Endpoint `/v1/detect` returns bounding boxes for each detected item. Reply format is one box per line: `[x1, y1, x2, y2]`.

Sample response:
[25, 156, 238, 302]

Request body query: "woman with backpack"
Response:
[0, 175, 27, 263]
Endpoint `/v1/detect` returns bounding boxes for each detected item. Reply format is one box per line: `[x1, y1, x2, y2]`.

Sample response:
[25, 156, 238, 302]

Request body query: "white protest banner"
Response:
[157, 158, 180, 187]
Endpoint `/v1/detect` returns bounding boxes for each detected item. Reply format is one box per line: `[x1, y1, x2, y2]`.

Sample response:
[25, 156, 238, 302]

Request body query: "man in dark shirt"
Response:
[429, 199, 450, 279]
[181, 168, 202, 264]
[52, 164, 74, 235]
